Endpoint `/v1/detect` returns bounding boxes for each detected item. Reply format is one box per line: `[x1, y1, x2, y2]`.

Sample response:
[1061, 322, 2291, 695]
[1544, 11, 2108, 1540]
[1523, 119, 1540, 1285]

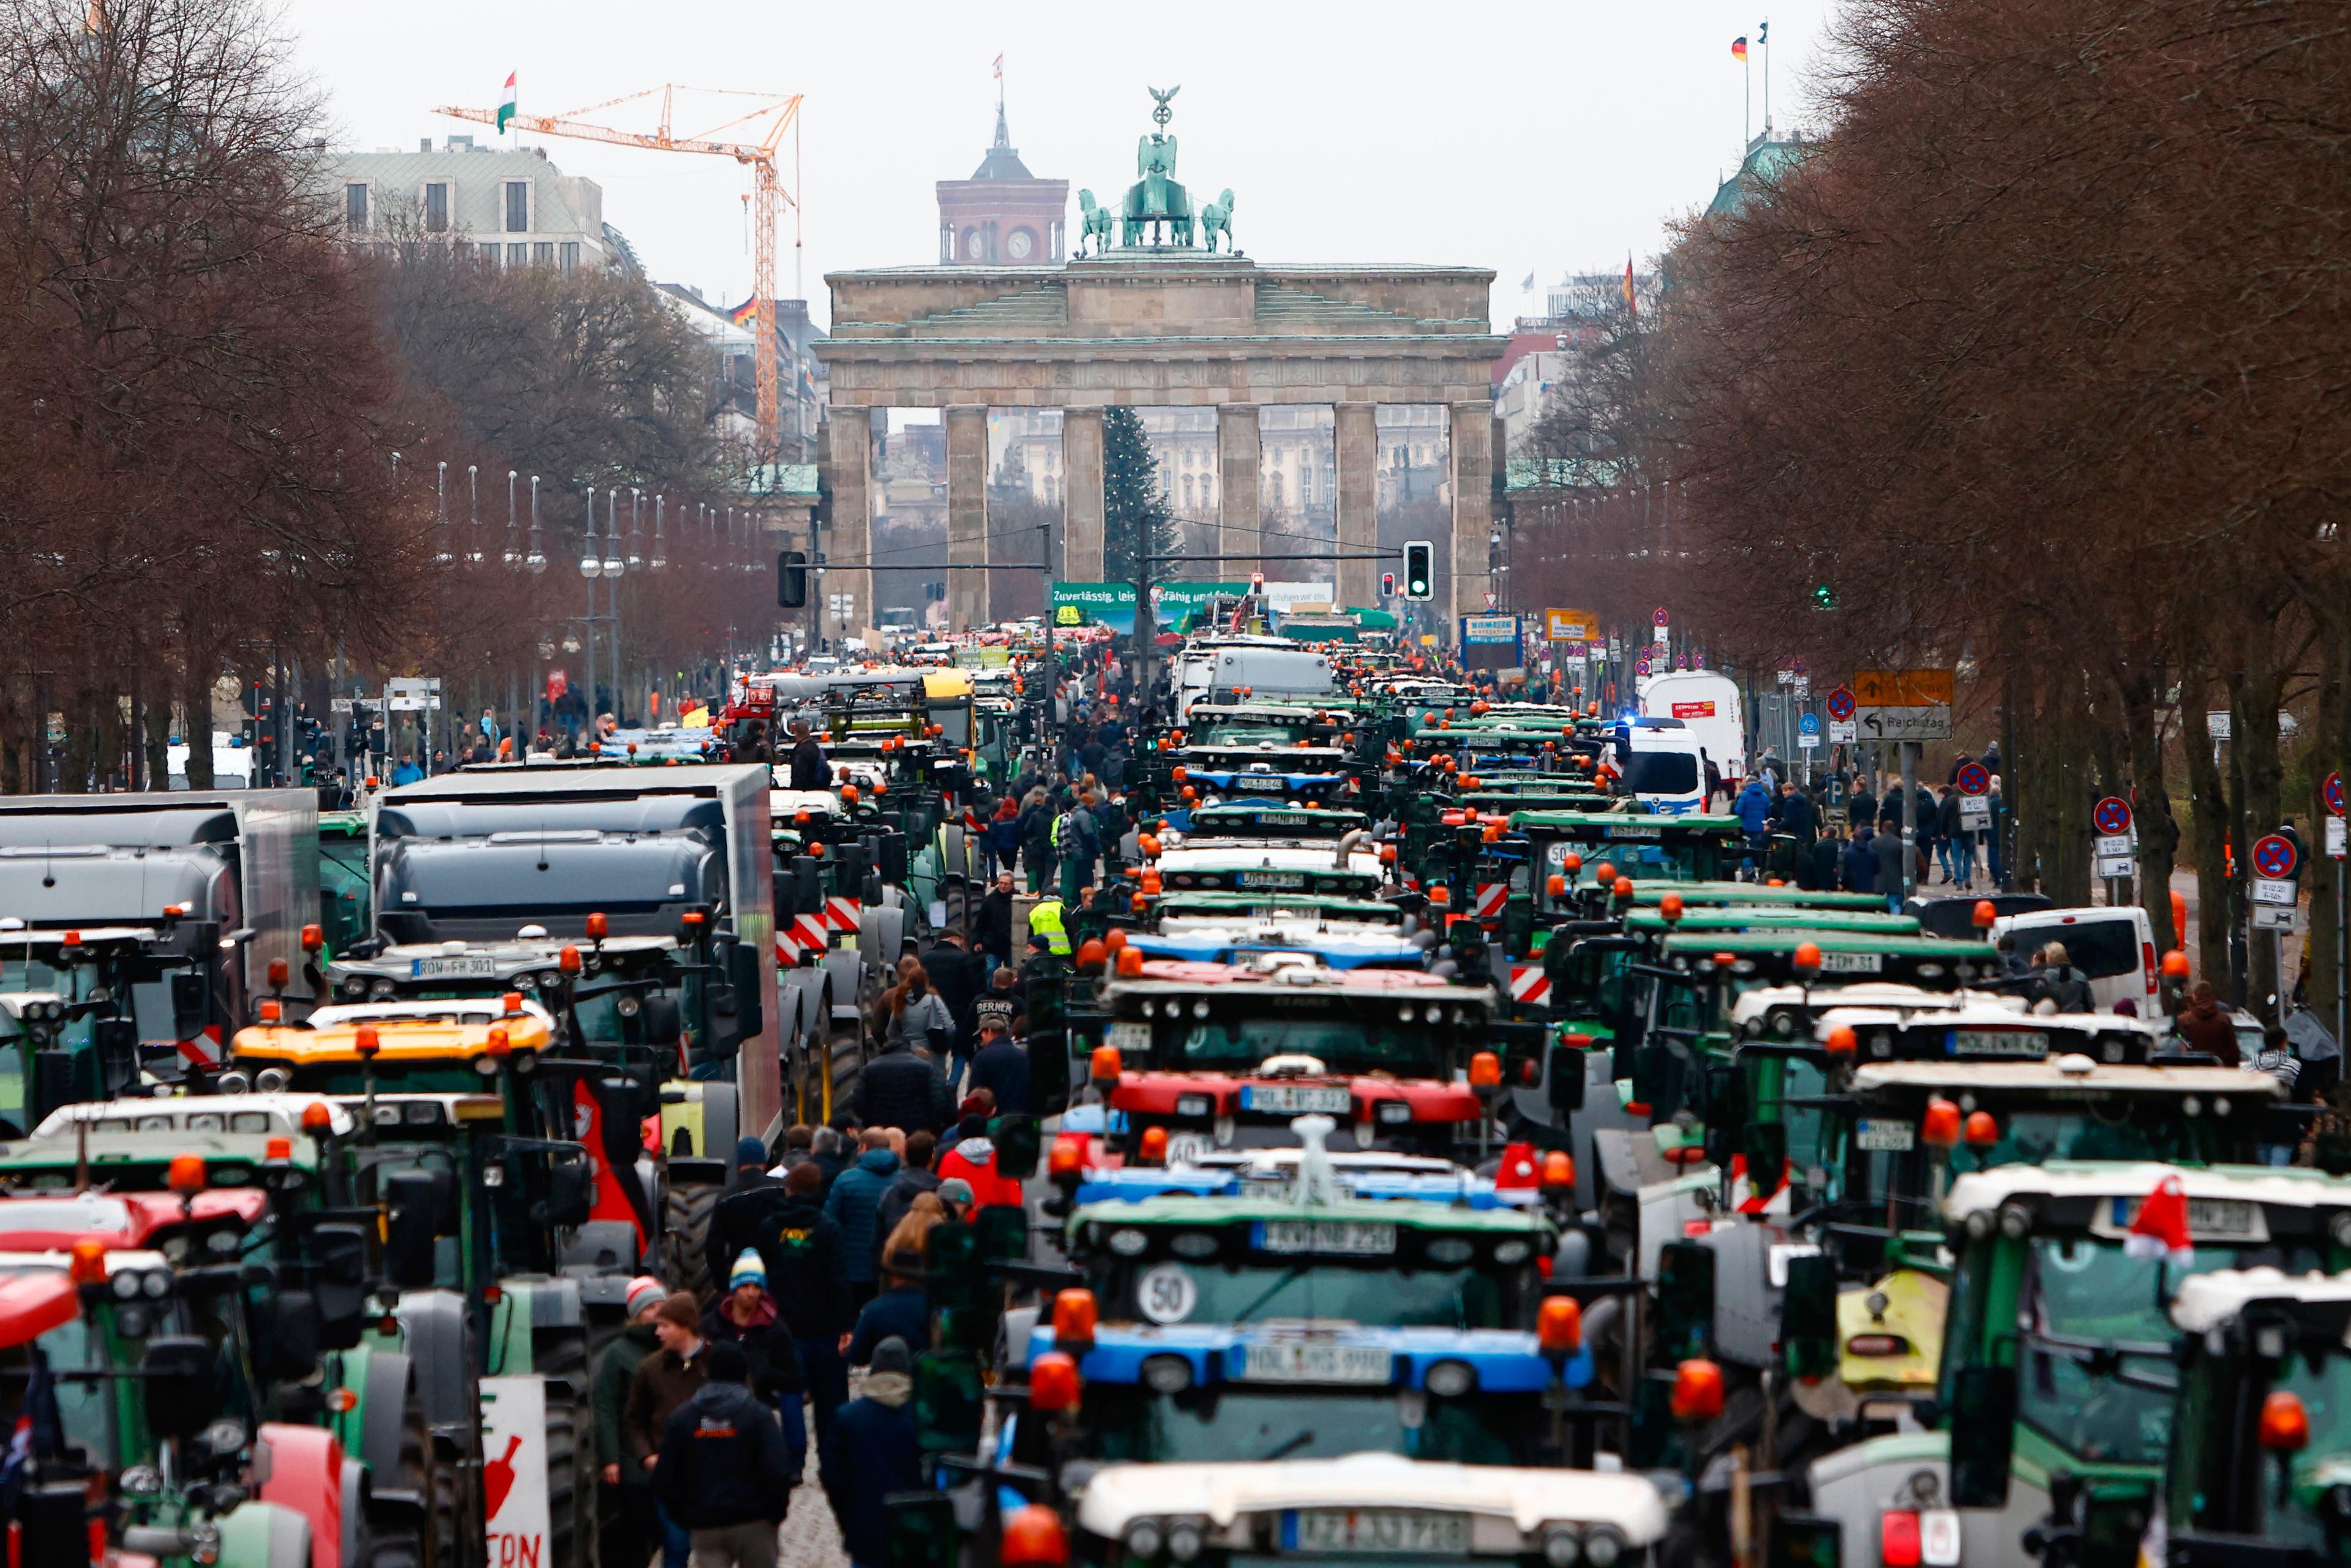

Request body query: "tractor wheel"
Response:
[660, 1179, 721, 1302]
[532, 1331, 593, 1568]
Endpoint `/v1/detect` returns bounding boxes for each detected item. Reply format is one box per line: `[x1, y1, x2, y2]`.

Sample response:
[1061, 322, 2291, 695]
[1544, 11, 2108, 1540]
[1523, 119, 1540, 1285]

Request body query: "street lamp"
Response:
[580, 486, 603, 579]
[651, 495, 668, 572]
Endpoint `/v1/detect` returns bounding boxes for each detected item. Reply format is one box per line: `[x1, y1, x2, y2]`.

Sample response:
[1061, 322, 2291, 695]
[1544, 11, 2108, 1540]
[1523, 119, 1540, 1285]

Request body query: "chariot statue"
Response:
[1121, 86, 1197, 247]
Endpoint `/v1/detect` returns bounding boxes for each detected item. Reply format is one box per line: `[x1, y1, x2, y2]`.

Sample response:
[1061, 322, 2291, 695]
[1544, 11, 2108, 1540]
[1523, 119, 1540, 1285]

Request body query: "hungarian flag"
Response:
[2125, 1174, 2195, 1265]
[1731, 36, 1749, 61]
[497, 73, 518, 134]
[993, 54, 1004, 78]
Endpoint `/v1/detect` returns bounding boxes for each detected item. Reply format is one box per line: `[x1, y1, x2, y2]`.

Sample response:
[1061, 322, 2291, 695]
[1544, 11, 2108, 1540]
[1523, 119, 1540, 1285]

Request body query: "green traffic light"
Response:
[1813, 583, 1835, 609]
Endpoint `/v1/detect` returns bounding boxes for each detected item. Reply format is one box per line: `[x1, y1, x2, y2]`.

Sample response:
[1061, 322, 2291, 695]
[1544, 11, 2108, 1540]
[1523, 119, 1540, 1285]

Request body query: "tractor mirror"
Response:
[1948, 1365, 2017, 1507]
[1780, 1253, 1838, 1382]
[382, 1174, 441, 1290]
[727, 940, 764, 1039]
[140, 1337, 217, 1441]
[171, 972, 208, 1039]
[994, 1115, 1040, 1180]
[544, 1155, 594, 1229]
[639, 994, 684, 1052]
[1547, 1043, 1586, 1112]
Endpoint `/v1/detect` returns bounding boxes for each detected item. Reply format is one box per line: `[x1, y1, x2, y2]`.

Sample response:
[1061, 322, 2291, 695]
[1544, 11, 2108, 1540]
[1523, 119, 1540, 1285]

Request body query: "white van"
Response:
[1616, 717, 1707, 816]
[1992, 904, 2158, 1014]
[1639, 670, 1745, 785]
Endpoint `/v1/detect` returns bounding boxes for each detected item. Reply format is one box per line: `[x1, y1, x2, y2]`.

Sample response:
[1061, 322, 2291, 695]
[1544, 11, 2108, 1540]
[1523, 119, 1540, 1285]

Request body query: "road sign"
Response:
[2255, 904, 2298, 930]
[1794, 676, 1810, 696]
[1793, 656, 1809, 675]
[2097, 855, 2136, 880]
[2328, 771, 2345, 817]
[2207, 710, 2232, 741]
[1798, 713, 1821, 737]
[1652, 607, 1669, 626]
[2330, 817, 2347, 859]
[1955, 762, 1990, 797]
[2096, 835, 2136, 860]
[1824, 686, 1857, 722]
[386, 677, 443, 713]
[1798, 732, 1820, 751]
[1960, 797, 1990, 830]
[1545, 608, 1599, 642]
[1854, 668, 1954, 742]
[1829, 720, 1857, 744]
[1635, 654, 1653, 677]
[2093, 797, 2134, 838]
[2254, 833, 2299, 880]
[2254, 876, 2297, 906]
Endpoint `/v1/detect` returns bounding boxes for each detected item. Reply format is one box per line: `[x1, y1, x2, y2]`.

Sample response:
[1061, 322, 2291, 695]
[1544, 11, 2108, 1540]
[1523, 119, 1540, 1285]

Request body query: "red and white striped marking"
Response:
[1509, 964, 1551, 1005]
[774, 912, 834, 963]
[824, 896, 861, 932]
[1473, 883, 1508, 921]
[176, 1022, 225, 1066]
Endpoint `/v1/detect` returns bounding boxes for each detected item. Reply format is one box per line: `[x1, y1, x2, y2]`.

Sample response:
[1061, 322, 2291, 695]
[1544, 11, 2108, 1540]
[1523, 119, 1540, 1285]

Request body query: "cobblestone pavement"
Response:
[775, 1391, 851, 1568]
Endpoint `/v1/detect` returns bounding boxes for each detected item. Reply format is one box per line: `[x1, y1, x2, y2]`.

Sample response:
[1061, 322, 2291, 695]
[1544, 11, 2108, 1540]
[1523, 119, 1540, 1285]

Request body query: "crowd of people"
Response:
[1727, 748, 2009, 907]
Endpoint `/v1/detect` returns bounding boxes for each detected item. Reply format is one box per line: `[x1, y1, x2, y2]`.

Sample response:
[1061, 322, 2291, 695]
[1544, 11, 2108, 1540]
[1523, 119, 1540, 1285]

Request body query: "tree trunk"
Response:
[2233, 619, 2286, 1019]
[2117, 663, 2179, 950]
[2181, 684, 2230, 987]
[182, 647, 215, 791]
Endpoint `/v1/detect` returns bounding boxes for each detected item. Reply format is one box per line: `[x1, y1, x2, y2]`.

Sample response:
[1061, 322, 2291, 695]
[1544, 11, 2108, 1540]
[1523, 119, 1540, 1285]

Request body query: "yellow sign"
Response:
[1853, 669, 1955, 707]
[1545, 608, 1599, 643]
[1055, 606, 1084, 626]
[1419, 635, 1437, 647]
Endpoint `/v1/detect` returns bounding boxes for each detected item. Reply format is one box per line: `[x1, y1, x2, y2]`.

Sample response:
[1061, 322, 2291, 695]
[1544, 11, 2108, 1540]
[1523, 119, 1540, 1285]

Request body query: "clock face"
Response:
[1007, 228, 1034, 260]
[964, 230, 986, 259]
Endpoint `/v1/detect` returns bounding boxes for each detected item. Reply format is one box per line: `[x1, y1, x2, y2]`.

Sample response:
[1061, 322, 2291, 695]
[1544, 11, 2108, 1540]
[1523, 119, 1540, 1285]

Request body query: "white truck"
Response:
[1639, 669, 1745, 790]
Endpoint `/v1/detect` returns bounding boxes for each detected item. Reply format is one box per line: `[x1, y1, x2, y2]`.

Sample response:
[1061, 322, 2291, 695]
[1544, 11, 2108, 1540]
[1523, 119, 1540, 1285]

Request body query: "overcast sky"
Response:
[284, 0, 1840, 330]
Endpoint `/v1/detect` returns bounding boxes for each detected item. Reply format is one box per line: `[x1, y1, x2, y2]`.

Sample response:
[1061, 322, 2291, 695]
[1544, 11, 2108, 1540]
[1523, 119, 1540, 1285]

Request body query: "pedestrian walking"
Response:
[822, 1130, 902, 1307]
[1870, 820, 1908, 910]
[847, 1204, 939, 1362]
[883, 967, 957, 1056]
[651, 1340, 798, 1568]
[624, 1294, 713, 1568]
[975, 871, 1016, 975]
[820, 1337, 923, 1568]
[851, 1031, 951, 1135]
[1018, 791, 1057, 895]
[967, 1021, 1032, 1117]
[759, 1163, 853, 1447]
[871, 1130, 942, 1259]
[787, 718, 831, 791]
[703, 1136, 788, 1292]
[1839, 825, 1877, 895]
[700, 1251, 808, 1456]
[594, 1277, 668, 1568]
[918, 930, 983, 1075]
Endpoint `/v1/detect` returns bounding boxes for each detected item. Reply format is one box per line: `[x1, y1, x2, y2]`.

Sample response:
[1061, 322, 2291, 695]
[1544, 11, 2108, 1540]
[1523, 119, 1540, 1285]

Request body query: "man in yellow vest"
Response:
[1027, 895, 1071, 957]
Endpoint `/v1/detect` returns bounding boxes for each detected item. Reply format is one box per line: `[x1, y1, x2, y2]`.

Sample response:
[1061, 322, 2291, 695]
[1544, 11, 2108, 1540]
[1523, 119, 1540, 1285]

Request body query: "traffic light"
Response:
[1381, 572, 1397, 598]
[778, 550, 808, 608]
[1813, 582, 1835, 610]
[1403, 541, 1434, 600]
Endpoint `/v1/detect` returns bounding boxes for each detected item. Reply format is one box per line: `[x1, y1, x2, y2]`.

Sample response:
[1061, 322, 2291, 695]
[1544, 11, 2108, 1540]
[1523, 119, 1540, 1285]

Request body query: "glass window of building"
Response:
[423, 182, 448, 233]
[503, 181, 530, 233]
[344, 183, 368, 233]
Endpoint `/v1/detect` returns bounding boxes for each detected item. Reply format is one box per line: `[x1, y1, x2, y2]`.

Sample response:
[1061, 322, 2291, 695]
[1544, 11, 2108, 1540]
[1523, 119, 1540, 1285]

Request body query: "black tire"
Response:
[661, 1179, 721, 1302]
[534, 1331, 593, 1568]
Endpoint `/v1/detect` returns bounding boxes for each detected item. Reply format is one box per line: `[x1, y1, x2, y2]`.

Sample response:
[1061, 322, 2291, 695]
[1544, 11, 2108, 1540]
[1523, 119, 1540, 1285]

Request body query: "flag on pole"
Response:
[1731, 36, 1749, 61]
[1621, 257, 1638, 316]
[729, 298, 759, 326]
[992, 54, 1004, 78]
[1520, 271, 1535, 290]
[497, 72, 518, 134]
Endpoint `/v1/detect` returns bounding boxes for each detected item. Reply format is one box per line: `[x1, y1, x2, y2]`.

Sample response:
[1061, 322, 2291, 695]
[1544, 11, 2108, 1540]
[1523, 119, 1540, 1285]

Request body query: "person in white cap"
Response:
[594, 1275, 669, 1568]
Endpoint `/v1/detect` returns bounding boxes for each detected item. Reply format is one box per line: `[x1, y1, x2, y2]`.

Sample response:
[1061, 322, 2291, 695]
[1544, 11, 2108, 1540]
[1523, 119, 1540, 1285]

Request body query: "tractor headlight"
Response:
[1127, 1521, 1164, 1560]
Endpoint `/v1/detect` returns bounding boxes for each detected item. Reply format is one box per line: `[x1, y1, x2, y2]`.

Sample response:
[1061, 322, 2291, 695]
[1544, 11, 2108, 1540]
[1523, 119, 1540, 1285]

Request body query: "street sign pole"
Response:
[2330, 771, 2347, 1056]
[1900, 740, 1917, 907]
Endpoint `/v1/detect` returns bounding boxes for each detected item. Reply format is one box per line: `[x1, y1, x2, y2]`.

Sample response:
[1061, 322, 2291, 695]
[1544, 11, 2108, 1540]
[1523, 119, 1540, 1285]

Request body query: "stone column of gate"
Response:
[945, 405, 991, 631]
[1217, 404, 1261, 576]
[1062, 408, 1106, 586]
[1448, 400, 1494, 636]
[822, 413, 872, 646]
[1334, 403, 1379, 610]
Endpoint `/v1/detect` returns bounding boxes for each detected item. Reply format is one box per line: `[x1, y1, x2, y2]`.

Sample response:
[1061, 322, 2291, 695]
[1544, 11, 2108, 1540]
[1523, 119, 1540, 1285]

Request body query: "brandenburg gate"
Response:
[815, 90, 1505, 637]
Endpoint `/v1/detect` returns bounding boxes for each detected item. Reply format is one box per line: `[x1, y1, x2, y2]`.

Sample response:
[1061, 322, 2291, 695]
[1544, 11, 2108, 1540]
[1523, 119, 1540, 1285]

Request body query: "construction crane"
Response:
[437, 84, 803, 454]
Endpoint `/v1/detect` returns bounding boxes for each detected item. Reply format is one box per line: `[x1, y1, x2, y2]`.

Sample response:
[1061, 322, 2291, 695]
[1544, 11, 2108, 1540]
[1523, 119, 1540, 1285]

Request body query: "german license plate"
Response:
[1242, 871, 1306, 889]
[410, 956, 497, 978]
[1164, 1133, 1213, 1165]
[1242, 1084, 1349, 1114]
[1952, 1029, 2048, 1057]
[1108, 1022, 1152, 1053]
[1259, 1220, 1396, 1255]
[2113, 1196, 2260, 1239]
[1856, 1118, 1915, 1152]
[1259, 812, 1313, 827]
[1606, 824, 1663, 839]
[1284, 1510, 1469, 1554]
[1818, 951, 1883, 974]
[1234, 776, 1283, 790]
[1242, 1342, 1393, 1385]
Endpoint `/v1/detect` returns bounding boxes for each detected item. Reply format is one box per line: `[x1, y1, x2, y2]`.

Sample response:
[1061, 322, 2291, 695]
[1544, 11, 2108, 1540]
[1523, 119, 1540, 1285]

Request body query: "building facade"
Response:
[936, 106, 1068, 266]
[328, 138, 622, 271]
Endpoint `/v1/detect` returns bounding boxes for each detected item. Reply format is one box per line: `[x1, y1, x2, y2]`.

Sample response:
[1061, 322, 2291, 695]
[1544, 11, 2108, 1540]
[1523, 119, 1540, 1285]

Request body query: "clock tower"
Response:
[937, 103, 1068, 266]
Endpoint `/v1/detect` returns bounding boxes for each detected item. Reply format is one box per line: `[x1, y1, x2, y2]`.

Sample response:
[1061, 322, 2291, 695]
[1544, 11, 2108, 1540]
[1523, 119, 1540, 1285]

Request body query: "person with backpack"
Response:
[2028, 943, 2096, 1013]
[651, 1340, 798, 1568]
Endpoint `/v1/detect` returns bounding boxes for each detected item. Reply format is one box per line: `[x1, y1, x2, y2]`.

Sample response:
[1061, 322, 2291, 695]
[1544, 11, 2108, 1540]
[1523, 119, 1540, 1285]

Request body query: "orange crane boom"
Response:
[437, 86, 803, 454]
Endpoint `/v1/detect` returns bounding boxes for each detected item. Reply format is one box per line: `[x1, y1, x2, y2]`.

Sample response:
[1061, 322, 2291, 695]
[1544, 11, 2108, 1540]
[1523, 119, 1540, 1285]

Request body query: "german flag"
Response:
[1731, 36, 1748, 61]
[728, 297, 759, 326]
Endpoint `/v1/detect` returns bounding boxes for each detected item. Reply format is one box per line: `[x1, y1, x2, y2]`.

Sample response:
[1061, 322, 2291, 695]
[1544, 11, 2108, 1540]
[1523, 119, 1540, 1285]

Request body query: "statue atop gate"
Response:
[1075, 86, 1237, 255]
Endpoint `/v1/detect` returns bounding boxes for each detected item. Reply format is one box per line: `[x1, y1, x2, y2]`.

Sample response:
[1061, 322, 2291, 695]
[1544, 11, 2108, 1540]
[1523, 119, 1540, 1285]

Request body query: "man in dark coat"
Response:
[652, 1341, 798, 1568]
[820, 1337, 923, 1568]
[1839, 825, 1877, 894]
[850, 1038, 950, 1135]
[871, 1130, 942, 1259]
[967, 1022, 1033, 1119]
[787, 718, 831, 791]
[760, 1163, 854, 1444]
[973, 872, 1016, 975]
[918, 930, 983, 1072]
[704, 1137, 788, 1293]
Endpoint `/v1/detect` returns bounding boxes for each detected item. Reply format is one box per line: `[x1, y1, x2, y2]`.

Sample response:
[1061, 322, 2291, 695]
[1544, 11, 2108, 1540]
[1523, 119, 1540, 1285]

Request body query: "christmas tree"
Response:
[1102, 406, 1182, 585]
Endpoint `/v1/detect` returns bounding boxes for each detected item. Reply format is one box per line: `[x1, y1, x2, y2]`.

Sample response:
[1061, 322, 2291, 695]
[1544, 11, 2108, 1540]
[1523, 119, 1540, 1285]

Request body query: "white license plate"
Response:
[1819, 951, 1883, 974]
[1606, 825, 1663, 839]
[1952, 1029, 2049, 1057]
[1243, 1084, 1350, 1114]
[1260, 1220, 1397, 1256]
[410, 956, 497, 978]
[1286, 1510, 1469, 1555]
[1242, 871, 1307, 889]
[1242, 1343, 1393, 1386]
[2114, 1196, 2259, 1239]
[1108, 1022, 1152, 1053]
[1234, 776, 1283, 790]
[1259, 813, 1313, 827]
[1856, 1118, 1915, 1152]
[1164, 1133, 1213, 1166]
